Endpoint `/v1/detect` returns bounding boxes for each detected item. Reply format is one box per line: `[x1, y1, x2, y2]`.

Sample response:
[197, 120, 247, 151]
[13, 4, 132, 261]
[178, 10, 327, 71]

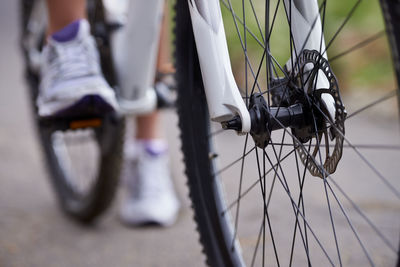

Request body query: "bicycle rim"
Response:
[175, 0, 400, 266]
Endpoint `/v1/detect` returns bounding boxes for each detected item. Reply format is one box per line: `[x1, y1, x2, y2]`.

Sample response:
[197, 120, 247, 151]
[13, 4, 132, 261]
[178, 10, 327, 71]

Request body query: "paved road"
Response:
[1, 0, 400, 267]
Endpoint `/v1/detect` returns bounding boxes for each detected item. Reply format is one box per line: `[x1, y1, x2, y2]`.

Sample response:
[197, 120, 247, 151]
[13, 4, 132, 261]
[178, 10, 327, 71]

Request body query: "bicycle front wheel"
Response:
[175, 0, 400, 266]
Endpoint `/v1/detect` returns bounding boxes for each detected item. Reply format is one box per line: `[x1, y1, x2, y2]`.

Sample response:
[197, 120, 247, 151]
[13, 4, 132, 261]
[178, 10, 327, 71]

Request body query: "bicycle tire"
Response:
[175, 0, 400, 266]
[20, 0, 124, 223]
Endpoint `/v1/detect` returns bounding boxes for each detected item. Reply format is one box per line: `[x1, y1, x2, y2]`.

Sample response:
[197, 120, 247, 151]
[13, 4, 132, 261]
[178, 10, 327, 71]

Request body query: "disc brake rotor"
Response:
[292, 50, 346, 178]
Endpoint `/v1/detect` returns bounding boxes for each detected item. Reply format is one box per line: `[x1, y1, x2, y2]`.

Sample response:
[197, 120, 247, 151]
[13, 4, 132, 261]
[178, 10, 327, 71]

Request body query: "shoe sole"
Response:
[41, 94, 116, 120]
[119, 214, 178, 228]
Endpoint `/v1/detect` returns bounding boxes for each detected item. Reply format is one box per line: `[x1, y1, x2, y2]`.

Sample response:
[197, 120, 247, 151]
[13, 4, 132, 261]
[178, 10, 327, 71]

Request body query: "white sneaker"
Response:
[38, 19, 118, 117]
[120, 140, 180, 227]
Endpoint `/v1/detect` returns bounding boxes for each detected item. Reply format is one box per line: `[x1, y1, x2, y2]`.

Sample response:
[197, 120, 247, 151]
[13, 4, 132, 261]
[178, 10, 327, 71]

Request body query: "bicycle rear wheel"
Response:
[20, 0, 124, 223]
[175, 0, 400, 265]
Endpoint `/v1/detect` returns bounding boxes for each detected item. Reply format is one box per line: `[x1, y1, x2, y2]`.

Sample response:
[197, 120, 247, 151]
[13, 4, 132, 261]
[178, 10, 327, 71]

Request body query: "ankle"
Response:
[124, 139, 168, 159]
[50, 19, 82, 42]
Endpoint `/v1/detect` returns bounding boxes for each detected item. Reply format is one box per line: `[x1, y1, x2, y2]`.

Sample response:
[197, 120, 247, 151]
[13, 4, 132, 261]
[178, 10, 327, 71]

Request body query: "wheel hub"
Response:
[223, 50, 346, 178]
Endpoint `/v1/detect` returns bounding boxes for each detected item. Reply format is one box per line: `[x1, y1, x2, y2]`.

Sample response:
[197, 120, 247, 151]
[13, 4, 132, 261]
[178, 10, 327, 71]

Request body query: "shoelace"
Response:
[47, 38, 99, 84]
[128, 156, 171, 199]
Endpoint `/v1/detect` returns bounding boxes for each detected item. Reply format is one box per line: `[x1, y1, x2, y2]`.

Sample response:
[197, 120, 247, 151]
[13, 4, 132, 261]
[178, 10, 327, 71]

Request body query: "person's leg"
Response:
[46, 0, 86, 34]
[120, 4, 179, 227]
[135, 1, 172, 141]
[135, 112, 160, 140]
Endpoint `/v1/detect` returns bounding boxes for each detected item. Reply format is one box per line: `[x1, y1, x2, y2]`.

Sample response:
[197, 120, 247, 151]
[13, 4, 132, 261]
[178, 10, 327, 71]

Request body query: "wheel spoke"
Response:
[346, 90, 397, 120]
[222, 148, 297, 215]
[262, 149, 336, 266]
[310, 108, 343, 266]
[221, 0, 265, 49]
[224, 0, 265, 93]
[329, 178, 398, 253]
[324, 0, 364, 54]
[312, 101, 400, 199]
[324, 177, 376, 266]
[306, 8, 344, 261]
[267, 107, 384, 266]
[266, 131, 287, 209]
[329, 31, 386, 62]
[266, 142, 400, 151]
[232, 134, 250, 248]
[255, 147, 281, 267]
[214, 146, 256, 177]
[243, 0, 249, 107]
[263, 148, 315, 263]
[248, 0, 265, 43]
[251, 220, 265, 267]
[289, 140, 313, 267]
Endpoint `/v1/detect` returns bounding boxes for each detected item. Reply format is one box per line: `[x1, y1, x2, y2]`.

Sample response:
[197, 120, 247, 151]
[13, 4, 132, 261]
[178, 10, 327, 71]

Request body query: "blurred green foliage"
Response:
[220, 0, 394, 92]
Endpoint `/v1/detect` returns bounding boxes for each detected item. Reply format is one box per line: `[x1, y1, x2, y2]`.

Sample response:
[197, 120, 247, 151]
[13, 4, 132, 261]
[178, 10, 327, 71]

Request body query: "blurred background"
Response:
[0, 0, 206, 266]
[1, 0, 399, 266]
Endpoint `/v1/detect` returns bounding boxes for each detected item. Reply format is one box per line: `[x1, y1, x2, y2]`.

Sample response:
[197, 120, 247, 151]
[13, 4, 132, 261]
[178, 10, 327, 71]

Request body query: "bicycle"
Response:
[21, 0, 400, 266]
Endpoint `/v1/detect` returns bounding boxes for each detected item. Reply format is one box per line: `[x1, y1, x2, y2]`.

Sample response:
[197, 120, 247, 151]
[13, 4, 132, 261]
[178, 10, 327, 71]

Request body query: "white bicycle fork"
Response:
[188, 0, 328, 133]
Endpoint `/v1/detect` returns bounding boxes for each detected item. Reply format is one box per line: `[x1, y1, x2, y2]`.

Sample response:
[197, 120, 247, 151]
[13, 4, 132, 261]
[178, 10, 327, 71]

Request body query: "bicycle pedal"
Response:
[69, 118, 103, 130]
[155, 72, 177, 109]
[38, 110, 122, 132]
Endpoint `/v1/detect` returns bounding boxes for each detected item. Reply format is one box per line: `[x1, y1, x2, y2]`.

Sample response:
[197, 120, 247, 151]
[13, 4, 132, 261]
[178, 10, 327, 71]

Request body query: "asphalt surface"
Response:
[1, 0, 400, 267]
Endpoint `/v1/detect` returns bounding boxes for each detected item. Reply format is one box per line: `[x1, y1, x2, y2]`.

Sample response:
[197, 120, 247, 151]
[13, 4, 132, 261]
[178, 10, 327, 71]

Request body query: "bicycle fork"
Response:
[188, 0, 330, 133]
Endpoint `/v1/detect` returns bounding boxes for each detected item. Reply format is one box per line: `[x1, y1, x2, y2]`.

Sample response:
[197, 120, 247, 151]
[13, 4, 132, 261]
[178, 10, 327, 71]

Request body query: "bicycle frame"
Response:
[110, 0, 164, 114]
